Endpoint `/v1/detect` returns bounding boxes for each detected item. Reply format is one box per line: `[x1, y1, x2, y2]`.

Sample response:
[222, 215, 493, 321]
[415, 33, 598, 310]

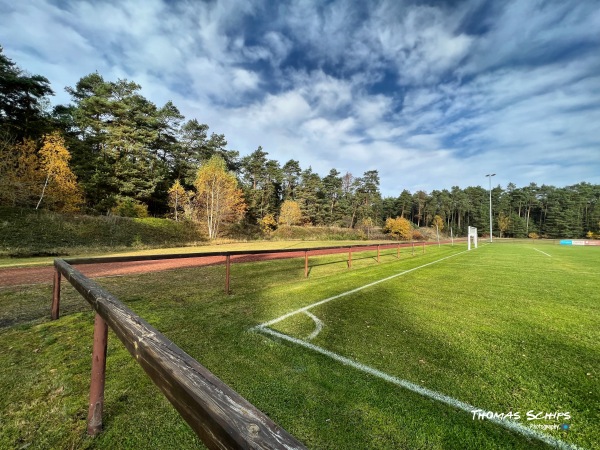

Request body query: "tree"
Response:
[322, 168, 343, 224]
[433, 214, 444, 232]
[339, 171, 359, 227]
[173, 119, 239, 184]
[167, 179, 187, 221]
[36, 132, 83, 212]
[194, 156, 246, 239]
[355, 170, 382, 224]
[412, 190, 429, 227]
[0, 46, 54, 140]
[296, 167, 323, 225]
[384, 217, 412, 240]
[65, 74, 170, 212]
[240, 147, 281, 221]
[359, 217, 375, 239]
[497, 212, 511, 238]
[0, 137, 41, 207]
[279, 200, 302, 227]
[281, 159, 301, 200]
[259, 214, 277, 235]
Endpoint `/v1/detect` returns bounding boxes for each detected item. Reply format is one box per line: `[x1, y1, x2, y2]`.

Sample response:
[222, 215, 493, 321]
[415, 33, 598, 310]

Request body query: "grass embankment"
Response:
[1, 243, 596, 449]
[0, 207, 207, 258]
[0, 207, 384, 265]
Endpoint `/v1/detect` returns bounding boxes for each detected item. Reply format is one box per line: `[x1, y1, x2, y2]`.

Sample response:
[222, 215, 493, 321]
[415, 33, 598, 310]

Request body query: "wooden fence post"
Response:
[225, 254, 231, 294]
[423, 242, 425, 254]
[397, 244, 400, 259]
[348, 248, 352, 269]
[51, 267, 61, 320]
[377, 245, 380, 263]
[88, 313, 108, 436]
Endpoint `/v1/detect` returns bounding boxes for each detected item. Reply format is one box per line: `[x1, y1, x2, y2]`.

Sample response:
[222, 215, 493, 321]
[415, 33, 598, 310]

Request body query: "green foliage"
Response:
[0, 46, 54, 140]
[270, 225, 373, 241]
[111, 197, 149, 218]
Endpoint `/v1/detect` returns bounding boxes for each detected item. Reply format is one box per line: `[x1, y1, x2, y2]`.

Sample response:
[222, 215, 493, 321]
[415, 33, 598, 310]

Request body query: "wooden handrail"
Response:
[63, 240, 455, 265]
[54, 259, 306, 449]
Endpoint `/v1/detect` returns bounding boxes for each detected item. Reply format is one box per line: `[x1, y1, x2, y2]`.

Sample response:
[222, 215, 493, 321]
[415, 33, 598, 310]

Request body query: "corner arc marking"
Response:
[303, 311, 323, 340]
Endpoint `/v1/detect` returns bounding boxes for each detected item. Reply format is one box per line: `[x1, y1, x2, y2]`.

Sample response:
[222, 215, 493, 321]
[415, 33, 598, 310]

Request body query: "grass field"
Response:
[0, 241, 598, 449]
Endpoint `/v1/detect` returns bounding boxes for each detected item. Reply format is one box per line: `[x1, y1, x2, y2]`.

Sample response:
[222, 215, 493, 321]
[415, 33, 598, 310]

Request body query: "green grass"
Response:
[1, 243, 597, 449]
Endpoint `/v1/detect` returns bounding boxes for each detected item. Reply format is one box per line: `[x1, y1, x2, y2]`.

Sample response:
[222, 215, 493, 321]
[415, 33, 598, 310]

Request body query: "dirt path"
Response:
[0, 245, 411, 287]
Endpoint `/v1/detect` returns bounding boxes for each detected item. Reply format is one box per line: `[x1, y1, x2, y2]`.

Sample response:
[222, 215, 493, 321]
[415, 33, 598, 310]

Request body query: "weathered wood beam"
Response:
[54, 259, 305, 450]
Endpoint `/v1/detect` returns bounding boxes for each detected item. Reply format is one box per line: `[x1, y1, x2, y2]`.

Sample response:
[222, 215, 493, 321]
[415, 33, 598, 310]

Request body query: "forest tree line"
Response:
[1, 46, 598, 239]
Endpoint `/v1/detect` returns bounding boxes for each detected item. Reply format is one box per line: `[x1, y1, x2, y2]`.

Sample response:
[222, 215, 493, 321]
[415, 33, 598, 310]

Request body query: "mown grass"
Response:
[1, 243, 596, 449]
[273, 243, 600, 449]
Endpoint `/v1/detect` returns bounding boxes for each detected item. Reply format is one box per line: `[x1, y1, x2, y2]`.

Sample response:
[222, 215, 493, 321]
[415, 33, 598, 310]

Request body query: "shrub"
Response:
[412, 230, 425, 241]
[111, 197, 148, 218]
[384, 217, 412, 240]
[528, 232, 539, 240]
[259, 214, 278, 235]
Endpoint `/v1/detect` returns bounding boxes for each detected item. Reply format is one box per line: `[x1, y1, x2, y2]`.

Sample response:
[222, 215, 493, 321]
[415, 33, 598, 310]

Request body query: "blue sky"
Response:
[1, 0, 599, 196]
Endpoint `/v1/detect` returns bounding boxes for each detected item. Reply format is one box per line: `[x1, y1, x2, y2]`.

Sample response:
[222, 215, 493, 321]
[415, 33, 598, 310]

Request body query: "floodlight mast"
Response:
[486, 173, 496, 242]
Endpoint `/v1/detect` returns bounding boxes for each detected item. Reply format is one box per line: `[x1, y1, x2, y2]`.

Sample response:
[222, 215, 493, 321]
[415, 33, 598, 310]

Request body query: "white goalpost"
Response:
[468, 226, 478, 251]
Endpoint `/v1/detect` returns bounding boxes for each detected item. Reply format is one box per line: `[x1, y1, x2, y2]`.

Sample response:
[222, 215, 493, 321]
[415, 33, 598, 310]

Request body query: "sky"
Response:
[1, 0, 599, 197]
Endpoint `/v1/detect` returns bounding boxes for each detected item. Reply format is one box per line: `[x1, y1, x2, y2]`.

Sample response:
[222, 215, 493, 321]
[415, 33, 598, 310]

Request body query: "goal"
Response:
[468, 226, 478, 250]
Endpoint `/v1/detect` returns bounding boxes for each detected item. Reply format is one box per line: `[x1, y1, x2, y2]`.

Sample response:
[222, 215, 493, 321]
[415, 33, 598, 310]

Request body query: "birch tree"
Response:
[36, 132, 83, 211]
[193, 156, 245, 239]
[167, 179, 186, 221]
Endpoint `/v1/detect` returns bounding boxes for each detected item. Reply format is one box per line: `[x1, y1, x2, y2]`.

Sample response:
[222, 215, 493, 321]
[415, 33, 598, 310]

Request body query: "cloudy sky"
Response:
[1, 0, 599, 196]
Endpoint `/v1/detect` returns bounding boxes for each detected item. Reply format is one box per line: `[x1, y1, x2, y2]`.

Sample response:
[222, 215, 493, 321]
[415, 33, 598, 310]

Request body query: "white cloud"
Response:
[1, 0, 598, 196]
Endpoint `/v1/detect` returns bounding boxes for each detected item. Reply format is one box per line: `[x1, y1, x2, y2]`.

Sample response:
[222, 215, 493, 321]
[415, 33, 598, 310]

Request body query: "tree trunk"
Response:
[36, 173, 50, 210]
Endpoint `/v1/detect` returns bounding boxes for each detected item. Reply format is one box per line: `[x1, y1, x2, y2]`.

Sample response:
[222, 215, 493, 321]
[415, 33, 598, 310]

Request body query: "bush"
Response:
[111, 198, 149, 218]
[383, 217, 412, 240]
[259, 214, 278, 236]
[412, 230, 425, 241]
[528, 232, 539, 239]
[271, 225, 373, 241]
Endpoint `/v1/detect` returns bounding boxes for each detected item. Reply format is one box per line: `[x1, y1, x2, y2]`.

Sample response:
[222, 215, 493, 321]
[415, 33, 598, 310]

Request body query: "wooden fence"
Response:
[52, 258, 306, 448]
[51, 240, 459, 447]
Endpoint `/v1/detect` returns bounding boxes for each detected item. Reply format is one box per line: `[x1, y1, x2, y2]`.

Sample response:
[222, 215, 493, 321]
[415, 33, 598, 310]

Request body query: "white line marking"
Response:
[257, 327, 583, 450]
[303, 311, 323, 340]
[255, 248, 470, 330]
[533, 248, 552, 257]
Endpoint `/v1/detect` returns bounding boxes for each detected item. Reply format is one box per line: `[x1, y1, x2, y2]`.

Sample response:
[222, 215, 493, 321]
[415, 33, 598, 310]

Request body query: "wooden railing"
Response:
[54, 240, 454, 298]
[53, 258, 306, 448]
[51, 240, 460, 447]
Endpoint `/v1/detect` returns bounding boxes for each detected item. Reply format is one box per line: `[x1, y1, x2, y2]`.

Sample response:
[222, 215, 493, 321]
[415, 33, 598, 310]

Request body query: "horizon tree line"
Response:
[1, 46, 598, 239]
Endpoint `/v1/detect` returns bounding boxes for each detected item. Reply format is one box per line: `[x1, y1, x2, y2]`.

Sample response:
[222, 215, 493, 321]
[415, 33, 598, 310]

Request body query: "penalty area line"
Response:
[256, 327, 583, 450]
[533, 248, 552, 257]
[254, 247, 471, 330]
